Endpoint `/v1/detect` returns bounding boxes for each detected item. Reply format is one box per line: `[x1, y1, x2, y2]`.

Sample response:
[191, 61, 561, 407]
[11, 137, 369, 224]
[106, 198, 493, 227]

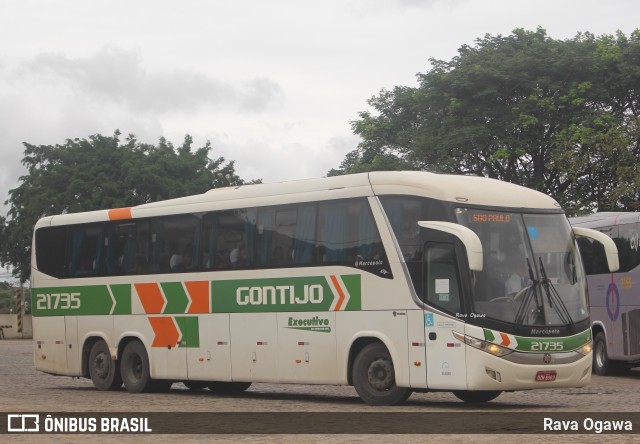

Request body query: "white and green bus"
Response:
[570, 212, 640, 375]
[31, 171, 619, 405]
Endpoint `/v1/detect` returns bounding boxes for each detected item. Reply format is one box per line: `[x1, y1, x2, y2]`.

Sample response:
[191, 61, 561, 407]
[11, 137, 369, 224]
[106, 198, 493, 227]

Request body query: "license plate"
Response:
[535, 371, 557, 382]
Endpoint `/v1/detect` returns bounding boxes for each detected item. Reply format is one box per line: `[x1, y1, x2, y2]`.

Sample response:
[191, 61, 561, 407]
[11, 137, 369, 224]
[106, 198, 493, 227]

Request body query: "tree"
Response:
[333, 28, 640, 214]
[1, 131, 251, 282]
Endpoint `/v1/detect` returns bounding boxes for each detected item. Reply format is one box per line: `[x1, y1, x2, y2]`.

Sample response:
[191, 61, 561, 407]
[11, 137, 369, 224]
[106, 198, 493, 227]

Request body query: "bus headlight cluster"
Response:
[575, 342, 592, 356]
[453, 331, 514, 357]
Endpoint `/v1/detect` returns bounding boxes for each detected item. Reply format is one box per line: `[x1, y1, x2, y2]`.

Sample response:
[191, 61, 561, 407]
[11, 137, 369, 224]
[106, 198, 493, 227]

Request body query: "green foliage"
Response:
[333, 27, 640, 214]
[1, 131, 251, 282]
[0, 282, 14, 314]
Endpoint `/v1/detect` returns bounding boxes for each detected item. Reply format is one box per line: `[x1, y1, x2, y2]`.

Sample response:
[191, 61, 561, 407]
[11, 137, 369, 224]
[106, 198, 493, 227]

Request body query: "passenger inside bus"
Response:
[505, 260, 530, 297]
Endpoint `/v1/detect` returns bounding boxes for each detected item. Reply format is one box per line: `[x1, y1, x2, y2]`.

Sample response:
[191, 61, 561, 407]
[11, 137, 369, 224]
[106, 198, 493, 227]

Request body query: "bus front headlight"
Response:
[453, 331, 514, 357]
[575, 342, 592, 356]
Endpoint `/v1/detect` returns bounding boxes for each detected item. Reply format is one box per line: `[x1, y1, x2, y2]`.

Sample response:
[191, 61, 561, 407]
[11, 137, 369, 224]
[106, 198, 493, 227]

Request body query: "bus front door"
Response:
[422, 241, 467, 390]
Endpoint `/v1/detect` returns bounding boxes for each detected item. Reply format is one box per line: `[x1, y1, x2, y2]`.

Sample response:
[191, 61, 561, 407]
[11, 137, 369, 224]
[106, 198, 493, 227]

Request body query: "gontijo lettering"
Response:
[237, 285, 323, 306]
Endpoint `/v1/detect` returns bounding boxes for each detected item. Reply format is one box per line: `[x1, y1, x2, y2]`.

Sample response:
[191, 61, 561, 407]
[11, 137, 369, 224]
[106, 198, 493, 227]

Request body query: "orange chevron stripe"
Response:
[499, 332, 511, 347]
[135, 283, 165, 314]
[185, 281, 209, 314]
[148, 317, 179, 347]
[330, 275, 346, 311]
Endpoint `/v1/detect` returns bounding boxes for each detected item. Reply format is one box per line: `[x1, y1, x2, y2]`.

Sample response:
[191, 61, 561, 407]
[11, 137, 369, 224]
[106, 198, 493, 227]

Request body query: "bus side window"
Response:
[317, 199, 386, 265]
[35, 226, 68, 278]
[69, 224, 103, 277]
[617, 223, 640, 273]
[423, 243, 462, 314]
[213, 209, 255, 269]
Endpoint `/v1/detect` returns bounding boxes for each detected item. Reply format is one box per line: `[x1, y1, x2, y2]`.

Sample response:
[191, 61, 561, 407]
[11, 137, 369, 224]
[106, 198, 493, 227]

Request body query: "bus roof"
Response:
[36, 171, 561, 228]
[569, 212, 640, 227]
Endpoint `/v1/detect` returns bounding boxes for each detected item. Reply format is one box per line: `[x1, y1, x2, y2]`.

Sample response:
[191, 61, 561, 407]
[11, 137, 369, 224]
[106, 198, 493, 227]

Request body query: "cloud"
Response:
[345, 0, 467, 16]
[22, 48, 284, 114]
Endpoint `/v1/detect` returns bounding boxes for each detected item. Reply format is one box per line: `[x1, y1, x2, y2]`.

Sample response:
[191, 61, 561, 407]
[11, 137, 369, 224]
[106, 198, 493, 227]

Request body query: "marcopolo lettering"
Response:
[236, 285, 323, 306]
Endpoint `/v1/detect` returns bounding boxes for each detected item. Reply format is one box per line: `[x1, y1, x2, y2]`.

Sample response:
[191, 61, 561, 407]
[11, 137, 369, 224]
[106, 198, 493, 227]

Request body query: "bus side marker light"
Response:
[414, 361, 422, 367]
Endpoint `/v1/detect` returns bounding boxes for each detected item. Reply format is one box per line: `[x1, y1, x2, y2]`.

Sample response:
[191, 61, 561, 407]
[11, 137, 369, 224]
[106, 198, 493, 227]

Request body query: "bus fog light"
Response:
[485, 368, 502, 382]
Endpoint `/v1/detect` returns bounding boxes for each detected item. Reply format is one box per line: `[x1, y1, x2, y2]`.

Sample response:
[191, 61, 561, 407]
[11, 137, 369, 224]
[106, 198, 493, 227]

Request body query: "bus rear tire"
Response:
[88, 340, 122, 391]
[452, 390, 502, 403]
[121, 340, 153, 393]
[207, 382, 252, 393]
[352, 342, 412, 406]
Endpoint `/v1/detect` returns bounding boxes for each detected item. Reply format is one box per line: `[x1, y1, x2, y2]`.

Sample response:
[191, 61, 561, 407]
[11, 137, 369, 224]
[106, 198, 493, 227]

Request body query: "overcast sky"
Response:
[1, 0, 639, 216]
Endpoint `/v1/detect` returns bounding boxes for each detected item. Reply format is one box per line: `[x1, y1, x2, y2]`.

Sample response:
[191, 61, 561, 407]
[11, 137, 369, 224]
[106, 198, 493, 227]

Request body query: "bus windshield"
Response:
[455, 208, 588, 329]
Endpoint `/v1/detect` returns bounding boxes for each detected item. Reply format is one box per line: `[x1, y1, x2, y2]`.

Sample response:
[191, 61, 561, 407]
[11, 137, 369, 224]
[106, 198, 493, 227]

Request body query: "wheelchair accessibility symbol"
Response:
[606, 282, 620, 321]
[424, 313, 434, 327]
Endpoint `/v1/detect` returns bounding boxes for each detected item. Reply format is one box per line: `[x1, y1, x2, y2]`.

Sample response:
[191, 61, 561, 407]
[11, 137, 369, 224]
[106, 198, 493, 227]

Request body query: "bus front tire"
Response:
[352, 342, 412, 406]
[593, 331, 629, 376]
[121, 340, 154, 393]
[593, 332, 611, 376]
[452, 390, 502, 403]
[88, 340, 122, 391]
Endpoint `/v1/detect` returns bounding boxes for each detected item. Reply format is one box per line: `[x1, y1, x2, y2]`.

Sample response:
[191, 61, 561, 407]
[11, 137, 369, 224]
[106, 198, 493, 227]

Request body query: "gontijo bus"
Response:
[31, 171, 619, 405]
[570, 212, 640, 376]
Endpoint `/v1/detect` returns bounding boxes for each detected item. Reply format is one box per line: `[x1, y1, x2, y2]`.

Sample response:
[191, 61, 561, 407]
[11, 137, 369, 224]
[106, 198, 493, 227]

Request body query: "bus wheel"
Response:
[352, 342, 412, 406]
[88, 340, 122, 391]
[592, 331, 629, 375]
[183, 381, 208, 391]
[207, 382, 252, 393]
[121, 340, 153, 393]
[452, 390, 502, 403]
[593, 332, 611, 375]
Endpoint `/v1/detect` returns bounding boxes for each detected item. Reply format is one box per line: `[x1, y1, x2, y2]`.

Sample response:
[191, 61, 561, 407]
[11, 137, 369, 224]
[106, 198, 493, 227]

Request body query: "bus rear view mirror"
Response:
[418, 221, 483, 272]
[573, 226, 620, 273]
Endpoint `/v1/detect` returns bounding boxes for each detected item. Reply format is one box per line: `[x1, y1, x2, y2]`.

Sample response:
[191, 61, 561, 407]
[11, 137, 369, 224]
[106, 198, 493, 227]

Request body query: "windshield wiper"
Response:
[538, 257, 576, 332]
[514, 258, 542, 331]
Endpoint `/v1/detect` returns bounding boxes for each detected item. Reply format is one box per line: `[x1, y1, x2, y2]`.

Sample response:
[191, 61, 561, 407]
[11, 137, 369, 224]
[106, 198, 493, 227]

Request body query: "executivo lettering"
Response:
[286, 316, 332, 333]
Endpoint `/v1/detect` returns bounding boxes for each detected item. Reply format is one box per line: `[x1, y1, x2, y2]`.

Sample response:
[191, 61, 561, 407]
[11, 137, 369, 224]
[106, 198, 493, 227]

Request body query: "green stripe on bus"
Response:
[484, 329, 496, 343]
[32, 274, 362, 316]
[32, 285, 129, 316]
[483, 328, 591, 352]
[176, 316, 200, 348]
[161, 282, 189, 314]
[110, 284, 132, 315]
